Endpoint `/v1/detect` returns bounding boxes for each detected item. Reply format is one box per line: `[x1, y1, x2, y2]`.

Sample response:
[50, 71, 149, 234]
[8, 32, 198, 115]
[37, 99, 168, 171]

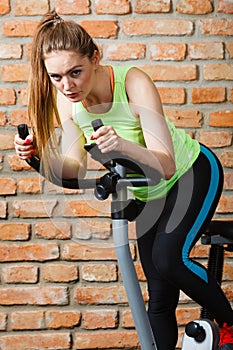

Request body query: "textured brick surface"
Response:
[0, 1, 232, 349]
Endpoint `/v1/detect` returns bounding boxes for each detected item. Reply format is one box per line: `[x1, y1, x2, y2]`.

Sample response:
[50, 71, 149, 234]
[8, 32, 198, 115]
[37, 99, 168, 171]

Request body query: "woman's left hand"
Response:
[91, 125, 123, 154]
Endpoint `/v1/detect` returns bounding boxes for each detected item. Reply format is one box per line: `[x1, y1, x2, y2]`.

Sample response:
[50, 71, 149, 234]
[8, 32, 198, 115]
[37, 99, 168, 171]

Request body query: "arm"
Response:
[15, 91, 87, 179]
[52, 91, 87, 179]
[91, 68, 176, 180]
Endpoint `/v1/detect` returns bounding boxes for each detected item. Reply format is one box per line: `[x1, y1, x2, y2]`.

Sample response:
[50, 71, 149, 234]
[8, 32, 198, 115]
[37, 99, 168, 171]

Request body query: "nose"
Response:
[62, 76, 74, 91]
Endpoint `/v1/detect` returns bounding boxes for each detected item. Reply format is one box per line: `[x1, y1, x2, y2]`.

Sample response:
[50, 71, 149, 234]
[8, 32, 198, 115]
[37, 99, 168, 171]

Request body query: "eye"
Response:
[49, 74, 61, 82]
[71, 69, 81, 78]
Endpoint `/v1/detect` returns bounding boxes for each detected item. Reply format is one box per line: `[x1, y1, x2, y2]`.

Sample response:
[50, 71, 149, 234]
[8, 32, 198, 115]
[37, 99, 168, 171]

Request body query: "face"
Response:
[44, 50, 98, 102]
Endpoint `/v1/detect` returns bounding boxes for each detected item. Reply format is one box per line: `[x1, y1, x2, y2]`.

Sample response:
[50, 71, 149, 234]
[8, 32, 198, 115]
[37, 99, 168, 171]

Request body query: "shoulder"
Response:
[125, 67, 161, 107]
[126, 67, 153, 84]
[125, 67, 156, 96]
[56, 91, 72, 122]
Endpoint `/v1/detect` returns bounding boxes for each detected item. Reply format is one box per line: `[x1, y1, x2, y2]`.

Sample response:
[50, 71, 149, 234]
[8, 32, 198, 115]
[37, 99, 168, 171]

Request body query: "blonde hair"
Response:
[28, 10, 99, 177]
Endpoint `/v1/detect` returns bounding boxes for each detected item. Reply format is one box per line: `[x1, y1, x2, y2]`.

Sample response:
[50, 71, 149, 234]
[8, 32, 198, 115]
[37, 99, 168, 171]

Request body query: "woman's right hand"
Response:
[14, 133, 36, 160]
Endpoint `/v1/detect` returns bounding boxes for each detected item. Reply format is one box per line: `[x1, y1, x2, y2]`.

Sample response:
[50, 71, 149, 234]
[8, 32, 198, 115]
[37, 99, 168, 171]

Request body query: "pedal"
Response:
[182, 319, 219, 350]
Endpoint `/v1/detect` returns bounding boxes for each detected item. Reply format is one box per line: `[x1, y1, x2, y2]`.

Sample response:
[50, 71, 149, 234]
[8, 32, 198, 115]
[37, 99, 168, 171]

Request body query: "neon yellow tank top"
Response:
[72, 65, 200, 201]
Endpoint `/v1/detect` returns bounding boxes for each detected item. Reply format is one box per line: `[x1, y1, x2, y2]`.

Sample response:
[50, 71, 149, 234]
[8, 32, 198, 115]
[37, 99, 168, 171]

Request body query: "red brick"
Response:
[0, 243, 59, 262]
[204, 63, 233, 80]
[0, 111, 7, 126]
[192, 87, 226, 103]
[224, 173, 233, 190]
[0, 133, 15, 150]
[223, 283, 233, 302]
[2, 20, 39, 37]
[13, 199, 57, 218]
[2, 265, 38, 283]
[0, 201, 7, 218]
[0, 222, 30, 241]
[46, 310, 81, 328]
[7, 153, 33, 171]
[122, 309, 134, 328]
[0, 43, 22, 59]
[209, 110, 233, 127]
[220, 151, 233, 168]
[0, 177, 16, 194]
[230, 89, 233, 103]
[74, 331, 139, 349]
[75, 285, 149, 306]
[0, 333, 71, 350]
[73, 219, 111, 240]
[83, 309, 118, 329]
[177, 0, 213, 14]
[9, 109, 29, 126]
[18, 87, 28, 106]
[1, 64, 30, 82]
[191, 241, 208, 258]
[0, 87, 16, 105]
[35, 221, 71, 240]
[165, 109, 202, 128]
[11, 310, 43, 330]
[0, 0, 10, 14]
[123, 19, 193, 36]
[189, 42, 224, 60]
[218, 0, 233, 13]
[95, 0, 130, 14]
[0, 286, 68, 305]
[176, 307, 200, 326]
[42, 264, 78, 282]
[135, 0, 170, 13]
[62, 241, 116, 260]
[105, 43, 146, 60]
[44, 180, 83, 195]
[80, 20, 118, 38]
[199, 131, 232, 148]
[14, 0, 49, 15]
[62, 199, 110, 217]
[226, 42, 233, 58]
[17, 177, 43, 194]
[0, 154, 3, 169]
[217, 195, 233, 213]
[199, 18, 233, 36]
[134, 262, 146, 281]
[55, 0, 90, 14]
[81, 263, 117, 282]
[149, 42, 186, 61]
[0, 312, 7, 330]
[141, 64, 197, 81]
[158, 87, 186, 104]
[223, 261, 233, 280]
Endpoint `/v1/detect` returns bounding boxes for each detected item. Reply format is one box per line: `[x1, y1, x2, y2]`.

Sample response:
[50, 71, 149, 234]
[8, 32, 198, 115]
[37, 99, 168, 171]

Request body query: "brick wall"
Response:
[0, 0, 232, 349]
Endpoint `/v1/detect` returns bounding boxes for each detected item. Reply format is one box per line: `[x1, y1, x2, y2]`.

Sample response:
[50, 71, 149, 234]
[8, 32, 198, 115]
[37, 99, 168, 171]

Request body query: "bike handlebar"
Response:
[17, 120, 159, 197]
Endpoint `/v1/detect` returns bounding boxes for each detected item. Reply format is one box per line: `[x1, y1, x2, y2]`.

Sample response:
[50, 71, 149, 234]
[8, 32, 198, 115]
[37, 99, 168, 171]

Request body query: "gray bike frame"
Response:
[112, 165, 157, 350]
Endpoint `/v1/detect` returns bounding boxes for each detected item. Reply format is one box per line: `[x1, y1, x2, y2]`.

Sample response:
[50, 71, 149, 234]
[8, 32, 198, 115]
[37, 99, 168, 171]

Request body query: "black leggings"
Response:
[136, 144, 233, 350]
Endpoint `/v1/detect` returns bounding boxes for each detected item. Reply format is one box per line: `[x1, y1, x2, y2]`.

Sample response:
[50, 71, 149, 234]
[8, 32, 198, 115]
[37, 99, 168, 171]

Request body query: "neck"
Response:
[82, 65, 113, 113]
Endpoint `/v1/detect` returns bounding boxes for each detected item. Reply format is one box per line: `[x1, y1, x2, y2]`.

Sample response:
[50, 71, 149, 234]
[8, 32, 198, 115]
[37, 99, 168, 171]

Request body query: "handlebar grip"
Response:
[18, 124, 29, 140]
[17, 124, 41, 173]
[92, 119, 103, 131]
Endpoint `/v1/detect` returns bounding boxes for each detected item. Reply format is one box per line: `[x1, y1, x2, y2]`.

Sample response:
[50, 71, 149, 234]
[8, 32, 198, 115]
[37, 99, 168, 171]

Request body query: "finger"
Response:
[92, 126, 111, 139]
[17, 151, 32, 159]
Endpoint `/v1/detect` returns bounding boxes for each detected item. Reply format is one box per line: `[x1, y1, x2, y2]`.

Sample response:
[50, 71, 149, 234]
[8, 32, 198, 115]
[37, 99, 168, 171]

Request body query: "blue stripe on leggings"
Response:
[182, 145, 220, 283]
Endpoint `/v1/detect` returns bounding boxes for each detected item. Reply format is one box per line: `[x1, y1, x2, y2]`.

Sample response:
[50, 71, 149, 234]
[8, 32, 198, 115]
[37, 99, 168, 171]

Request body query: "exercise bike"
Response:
[18, 120, 233, 350]
[182, 220, 233, 350]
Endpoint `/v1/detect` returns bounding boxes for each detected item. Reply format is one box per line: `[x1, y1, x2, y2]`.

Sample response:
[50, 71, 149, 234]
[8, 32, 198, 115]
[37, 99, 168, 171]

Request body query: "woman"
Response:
[14, 10, 233, 350]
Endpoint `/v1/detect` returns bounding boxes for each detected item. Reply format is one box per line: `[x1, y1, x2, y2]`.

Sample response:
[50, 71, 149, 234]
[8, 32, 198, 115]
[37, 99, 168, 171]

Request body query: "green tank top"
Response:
[72, 65, 200, 201]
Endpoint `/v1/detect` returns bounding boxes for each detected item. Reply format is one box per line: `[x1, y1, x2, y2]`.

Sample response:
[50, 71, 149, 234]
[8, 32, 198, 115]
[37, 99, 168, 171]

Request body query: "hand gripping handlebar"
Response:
[17, 120, 159, 198]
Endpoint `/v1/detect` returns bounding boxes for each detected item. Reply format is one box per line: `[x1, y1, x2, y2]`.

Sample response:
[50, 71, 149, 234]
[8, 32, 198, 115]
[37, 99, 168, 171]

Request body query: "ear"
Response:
[92, 50, 100, 67]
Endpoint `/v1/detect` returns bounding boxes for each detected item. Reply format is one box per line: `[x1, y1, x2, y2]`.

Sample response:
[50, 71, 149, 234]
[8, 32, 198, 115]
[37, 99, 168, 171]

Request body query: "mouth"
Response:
[65, 92, 81, 100]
